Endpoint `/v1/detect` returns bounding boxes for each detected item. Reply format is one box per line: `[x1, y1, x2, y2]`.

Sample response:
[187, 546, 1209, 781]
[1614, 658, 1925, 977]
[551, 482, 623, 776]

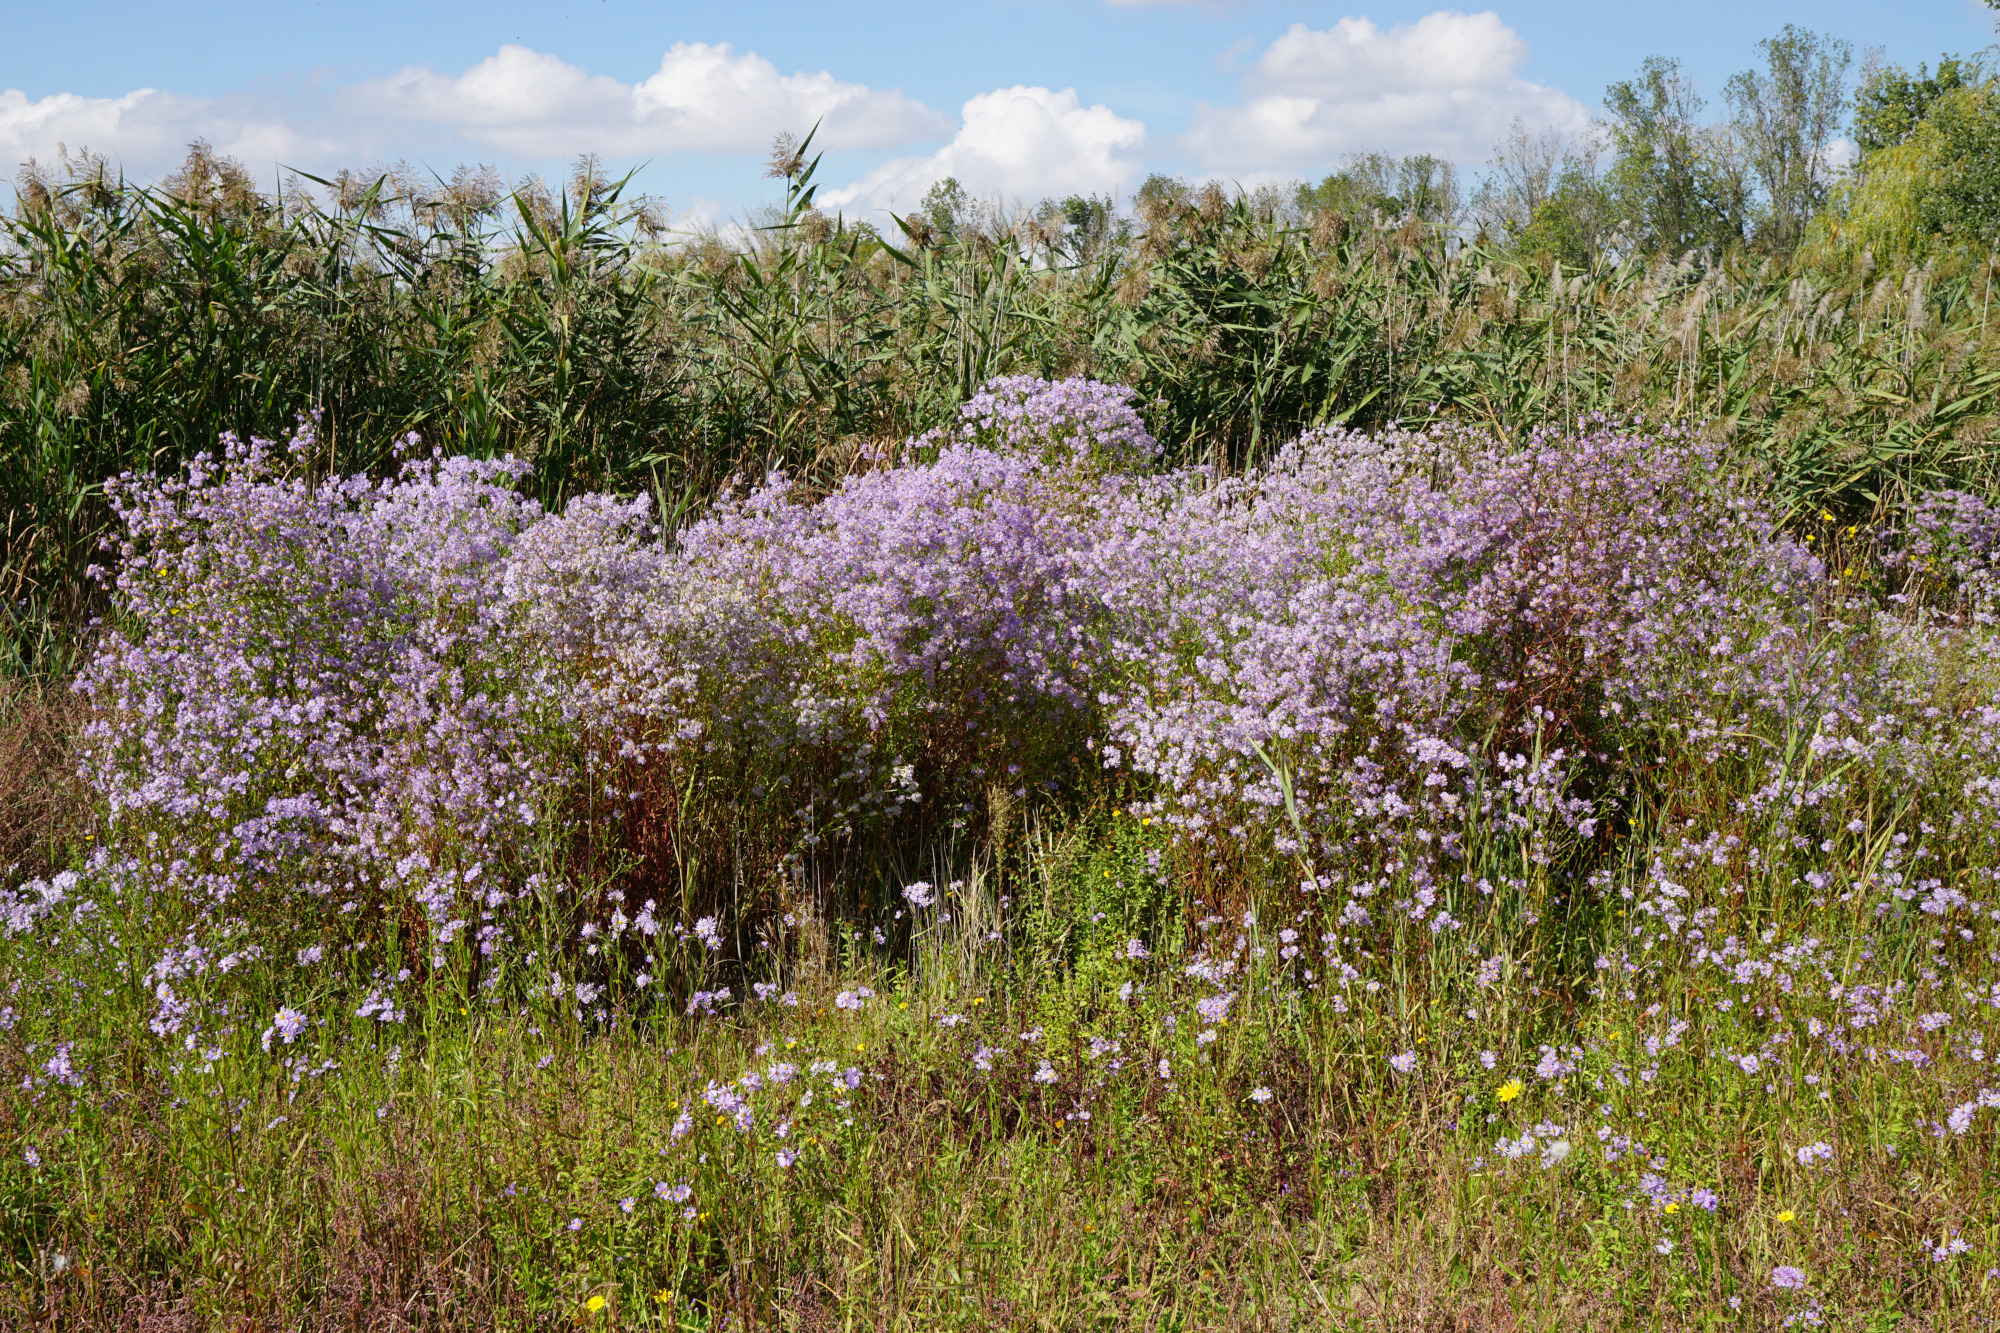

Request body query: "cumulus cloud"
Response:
[823, 86, 1146, 213]
[350, 43, 949, 159]
[0, 86, 334, 180]
[1183, 11, 1592, 175]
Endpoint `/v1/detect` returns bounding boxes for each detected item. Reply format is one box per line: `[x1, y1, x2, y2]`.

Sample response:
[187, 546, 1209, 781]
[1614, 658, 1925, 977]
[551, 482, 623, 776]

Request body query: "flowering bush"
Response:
[1086, 419, 1824, 888]
[33, 377, 1998, 1035]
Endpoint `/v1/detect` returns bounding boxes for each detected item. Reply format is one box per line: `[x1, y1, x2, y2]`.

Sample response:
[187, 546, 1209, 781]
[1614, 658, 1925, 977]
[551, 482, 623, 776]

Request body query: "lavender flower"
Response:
[260, 1007, 308, 1053]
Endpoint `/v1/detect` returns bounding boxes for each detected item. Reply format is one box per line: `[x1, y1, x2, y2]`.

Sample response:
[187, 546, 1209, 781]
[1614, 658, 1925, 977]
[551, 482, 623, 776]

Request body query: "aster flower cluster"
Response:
[18, 376, 2000, 1069]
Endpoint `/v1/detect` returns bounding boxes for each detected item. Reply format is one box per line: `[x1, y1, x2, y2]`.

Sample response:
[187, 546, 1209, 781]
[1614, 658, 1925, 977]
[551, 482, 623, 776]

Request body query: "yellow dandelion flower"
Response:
[1663, 1202, 1680, 1215]
[1777, 1209, 1797, 1223]
[1496, 1079, 1524, 1102]
[655, 1289, 673, 1304]
[586, 1294, 607, 1313]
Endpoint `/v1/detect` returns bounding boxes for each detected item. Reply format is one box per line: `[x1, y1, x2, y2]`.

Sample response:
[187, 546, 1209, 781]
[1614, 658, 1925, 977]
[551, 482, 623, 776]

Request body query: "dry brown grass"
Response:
[0, 680, 85, 878]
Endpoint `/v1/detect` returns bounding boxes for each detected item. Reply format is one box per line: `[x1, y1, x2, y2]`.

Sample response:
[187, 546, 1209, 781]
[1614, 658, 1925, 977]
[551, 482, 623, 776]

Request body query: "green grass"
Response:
[6, 786, 2000, 1330]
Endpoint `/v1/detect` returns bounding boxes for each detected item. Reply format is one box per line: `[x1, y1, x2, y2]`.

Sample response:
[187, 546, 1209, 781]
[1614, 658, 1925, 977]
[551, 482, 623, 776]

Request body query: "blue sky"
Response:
[4, 1, 1995, 225]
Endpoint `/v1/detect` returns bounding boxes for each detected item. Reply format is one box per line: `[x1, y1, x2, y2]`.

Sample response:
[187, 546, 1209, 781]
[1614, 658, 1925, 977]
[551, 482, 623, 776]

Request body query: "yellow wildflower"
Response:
[1497, 1079, 1524, 1102]
[1777, 1209, 1797, 1223]
[586, 1294, 606, 1313]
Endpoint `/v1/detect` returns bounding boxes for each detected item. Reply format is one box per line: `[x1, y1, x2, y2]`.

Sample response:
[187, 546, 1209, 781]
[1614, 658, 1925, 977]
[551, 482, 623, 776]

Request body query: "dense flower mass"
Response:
[22, 379, 1987, 1009]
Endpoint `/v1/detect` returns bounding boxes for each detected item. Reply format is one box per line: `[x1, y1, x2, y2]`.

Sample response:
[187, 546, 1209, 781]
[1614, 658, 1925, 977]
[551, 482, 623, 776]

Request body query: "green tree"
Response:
[1476, 120, 1612, 264]
[1294, 153, 1459, 226]
[1853, 57, 1976, 152]
[1603, 57, 1749, 255]
[918, 177, 972, 242]
[1510, 164, 1617, 268]
[1034, 193, 1122, 263]
[1811, 58, 2000, 263]
[1133, 173, 1192, 229]
[1726, 26, 1853, 253]
[1916, 83, 2000, 244]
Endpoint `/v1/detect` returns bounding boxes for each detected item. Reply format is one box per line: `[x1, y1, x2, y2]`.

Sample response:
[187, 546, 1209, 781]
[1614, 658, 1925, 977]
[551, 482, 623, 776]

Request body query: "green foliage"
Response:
[1506, 163, 1615, 270]
[1032, 192, 1125, 264]
[1603, 56, 1750, 256]
[918, 175, 972, 243]
[1813, 72, 2000, 265]
[1853, 56, 1978, 153]
[1294, 153, 1461, 226]
[1725, 25, 1853, 253]
[1916, 83, 2000, 246]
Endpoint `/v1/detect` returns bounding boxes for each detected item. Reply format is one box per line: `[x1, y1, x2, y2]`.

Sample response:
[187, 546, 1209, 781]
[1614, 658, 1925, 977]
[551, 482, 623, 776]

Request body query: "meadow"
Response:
[2, 366, 1999, 1330]
[6, 82, 2000, 1326]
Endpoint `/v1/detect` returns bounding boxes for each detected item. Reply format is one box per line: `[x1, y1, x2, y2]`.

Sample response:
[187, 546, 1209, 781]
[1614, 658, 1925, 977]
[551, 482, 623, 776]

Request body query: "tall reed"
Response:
[6, 143, 2000, 676]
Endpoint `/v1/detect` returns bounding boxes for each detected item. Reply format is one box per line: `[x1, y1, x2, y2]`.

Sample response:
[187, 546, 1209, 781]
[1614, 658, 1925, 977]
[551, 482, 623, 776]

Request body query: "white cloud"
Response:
[1182, 11, 1592, 175]
[0, 86, 333, 181]
[823, 86, 1146, 213]
[351, 43, 949, 159]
